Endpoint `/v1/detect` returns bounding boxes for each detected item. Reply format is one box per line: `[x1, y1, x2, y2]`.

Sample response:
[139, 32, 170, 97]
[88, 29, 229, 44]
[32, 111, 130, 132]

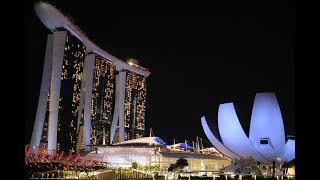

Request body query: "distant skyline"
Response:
[25, 0, 295, 146]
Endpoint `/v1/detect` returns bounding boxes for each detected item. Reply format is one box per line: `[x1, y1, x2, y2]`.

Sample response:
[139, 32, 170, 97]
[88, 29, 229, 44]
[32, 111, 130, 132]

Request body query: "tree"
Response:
[168, 164, 176, 172]
[168, 158, 189, 173]
[176, 158, 188, 170]
[154, 164, 160, 171]
[131, 162, 138, 169]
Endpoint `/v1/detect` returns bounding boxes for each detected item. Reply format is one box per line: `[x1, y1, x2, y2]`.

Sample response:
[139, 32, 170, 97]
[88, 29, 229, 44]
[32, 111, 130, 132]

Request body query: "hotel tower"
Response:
[29, 2, 150, 153]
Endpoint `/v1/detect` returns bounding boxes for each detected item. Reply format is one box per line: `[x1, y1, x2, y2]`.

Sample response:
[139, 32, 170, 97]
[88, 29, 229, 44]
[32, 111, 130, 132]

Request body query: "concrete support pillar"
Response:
[47, 31, 67, 152]
[30, 34, 53, 149]
[110, 69, 127, 143]
[83, 54, 95, 151]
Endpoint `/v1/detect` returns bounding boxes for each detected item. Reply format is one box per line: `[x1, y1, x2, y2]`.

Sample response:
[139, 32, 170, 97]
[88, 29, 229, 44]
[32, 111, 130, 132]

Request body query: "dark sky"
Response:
[25, 0, 295, 146]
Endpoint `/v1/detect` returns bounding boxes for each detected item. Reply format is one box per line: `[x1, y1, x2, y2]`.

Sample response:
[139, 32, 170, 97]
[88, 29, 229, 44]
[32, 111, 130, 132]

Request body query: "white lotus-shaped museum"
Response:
[201, 92, 295, 165]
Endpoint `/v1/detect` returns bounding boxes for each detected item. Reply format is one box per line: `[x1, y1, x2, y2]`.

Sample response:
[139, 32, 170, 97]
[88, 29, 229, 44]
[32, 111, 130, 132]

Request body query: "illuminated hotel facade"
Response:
[124, 70, 147, 140]
[30, 2, 150, 153]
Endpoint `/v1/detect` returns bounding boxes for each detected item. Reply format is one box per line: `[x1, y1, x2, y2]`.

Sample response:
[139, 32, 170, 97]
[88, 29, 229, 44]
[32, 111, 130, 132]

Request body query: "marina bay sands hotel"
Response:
[30, 2, 150, 153]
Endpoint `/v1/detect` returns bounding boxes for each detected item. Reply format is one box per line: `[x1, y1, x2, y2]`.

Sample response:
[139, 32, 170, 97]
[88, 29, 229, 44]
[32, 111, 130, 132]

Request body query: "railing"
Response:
[29, 169, 114, 179]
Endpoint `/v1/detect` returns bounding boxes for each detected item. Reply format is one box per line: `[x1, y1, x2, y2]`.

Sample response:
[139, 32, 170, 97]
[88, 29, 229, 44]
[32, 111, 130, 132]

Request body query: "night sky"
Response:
[25, 0, 295, 146]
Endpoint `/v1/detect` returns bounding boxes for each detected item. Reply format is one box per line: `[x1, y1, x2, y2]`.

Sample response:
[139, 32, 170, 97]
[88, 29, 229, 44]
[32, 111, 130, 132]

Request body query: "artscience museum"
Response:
[201, 92, 295, 167]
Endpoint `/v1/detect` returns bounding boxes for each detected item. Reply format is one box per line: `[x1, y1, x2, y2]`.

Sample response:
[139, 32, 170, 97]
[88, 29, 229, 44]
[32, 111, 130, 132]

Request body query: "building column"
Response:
[30, 34, 53, 150]
[110, 69, 127, 143]
[47, 31, 67, 152]
[83, 54, 95, 151]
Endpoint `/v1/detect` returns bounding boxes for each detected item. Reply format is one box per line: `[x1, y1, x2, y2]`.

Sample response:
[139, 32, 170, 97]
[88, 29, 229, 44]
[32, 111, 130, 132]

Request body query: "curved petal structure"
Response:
[201, 117, 240, 160]
[201, 92, 294, 165]
[281, 139, 295, 165]
[218, 103, 270, 164]
[249, 93, 286, 162]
